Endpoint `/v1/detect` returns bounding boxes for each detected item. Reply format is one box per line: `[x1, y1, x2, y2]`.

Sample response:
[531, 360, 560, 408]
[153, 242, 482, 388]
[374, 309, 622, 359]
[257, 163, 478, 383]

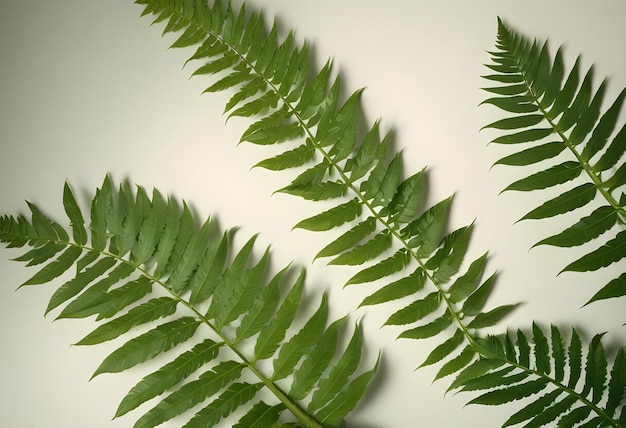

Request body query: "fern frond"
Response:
[133, 0, 498, 366]
[481, 18, 626, 306]
[451, 324, 626, 428]
[0, 176, 377, 428]
[130, 2, 625, 426]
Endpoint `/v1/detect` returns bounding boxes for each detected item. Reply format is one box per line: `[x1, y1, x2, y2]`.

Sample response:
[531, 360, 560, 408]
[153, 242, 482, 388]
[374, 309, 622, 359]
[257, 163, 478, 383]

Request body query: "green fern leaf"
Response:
[467, 305, 518, 329]
[345, 249, 410, 286]
[241, 115, 303, 145]
[133, 361, 245, 428]
[45, 255, 119, 314]
[163, 202, 196, 282]
[272, 295, 328, 381]
[460, 368, 527, 392]
[418, 329, 466, 369]
[152, 196, 183, 278]
[447, 357, 506, 392]
[254, 143, 316, 171]
[253, 269, 304, 360]
[366, 152, 403, 208]
[433, 346, 477, 381]
[447, 253, 488, 303]
[387, 170, 425, 224]
[556, 67, 594, 132]
[502, 389, 562, 427]
[308, 323, 362, 412]
[519, 183, 596, 221]
[115, 339, 222, 418]
[188, 230, 229, 305]
[74, 295, 177, 346]
[581, 88, 626, 161]
[562, 229, 626, 272]
[593, 123, 626, 173]
[606, 348, 626, 416]
[502, 161, 583, 192]
[290, 317, 345, 401]
[91, 317, 202, 378]
[432, 224, 473, 283]
[293, 199, 362, 231]
[27, 201, 67, 242]
[328, 230, 392, 266]
[359, 268, 426, 307]
[235, 266, 284, 343]
[468, 378, 549, 406]
[483, 114, 545, 130]
[585, 273, 626, 305]
[454, 325, 626, 426]
[1, 177, 376, 427]
[234, 402, 285, 428]
[13, 240, 64, 266]
[313, 357, 379, 426]
[568, 328, 583, 389]
[215, 247, 269, 328]
[63, 182, 88, 246]
[315, 216, 377, 260]
[403, 197, 453, 257]
[126, 5, 626, 426]
[54, 263, 140, 320]
[384, 291, 441, 326]
[278, 181, 348, 201]
[532, 322, 551, 375]
[604, 162, 626, 193]
[481, 95, 539, 113]
[492, 141, 565, 167]
[533, 205, 618, 248]
[551, 325, 566, 383]
[559, 406, 593, 426]
[398, 310, 453, 340]
[167, 216, 212, 294]
[21, 245, 82, 286]
[184, 382, 262, 428]
[461, 273, 496, 316]
[132, 188, 167, 264]
[345, 121, 384, 182]
[582, 334, 608, 404]
[483, 19, 626, 306]
[324, 90, 362, 162]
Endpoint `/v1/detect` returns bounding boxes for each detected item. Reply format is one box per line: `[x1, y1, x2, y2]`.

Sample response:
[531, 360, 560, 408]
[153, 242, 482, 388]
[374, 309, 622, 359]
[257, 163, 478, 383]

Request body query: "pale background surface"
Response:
[0, 1, 625, 427]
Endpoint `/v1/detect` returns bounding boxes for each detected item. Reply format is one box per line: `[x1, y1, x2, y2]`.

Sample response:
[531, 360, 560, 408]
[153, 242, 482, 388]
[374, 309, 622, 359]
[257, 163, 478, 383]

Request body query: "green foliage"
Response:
[458, 325, 626, 427]
[2, 2, 624, 427]
[481, 18, 626, 306]
[0, 176, 376, 428]
[130, 1, 626, 426]
[134, 0, 500, 367]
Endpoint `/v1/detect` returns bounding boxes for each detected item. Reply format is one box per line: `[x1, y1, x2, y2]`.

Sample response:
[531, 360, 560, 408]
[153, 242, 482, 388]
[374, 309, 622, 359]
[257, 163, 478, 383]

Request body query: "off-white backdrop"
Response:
[1, 1, 624, 427]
